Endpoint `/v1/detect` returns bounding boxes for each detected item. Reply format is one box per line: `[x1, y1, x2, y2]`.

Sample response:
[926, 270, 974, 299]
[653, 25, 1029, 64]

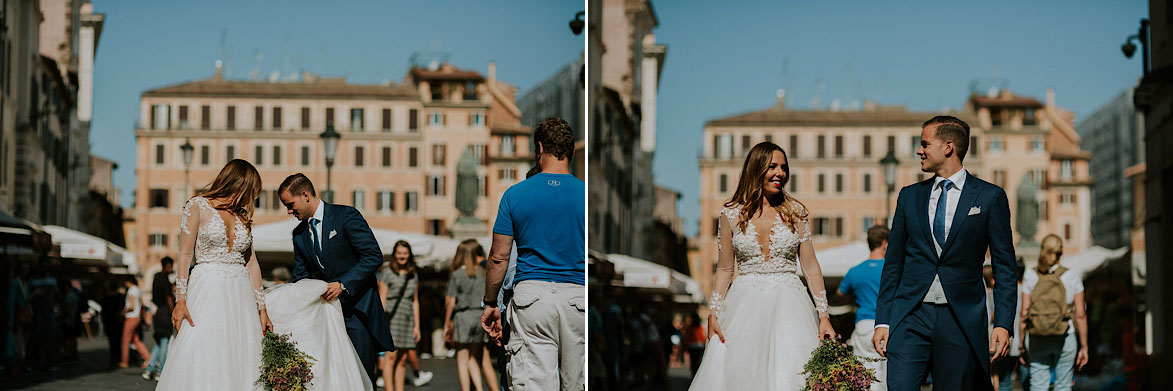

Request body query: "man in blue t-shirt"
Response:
[481, 117, 585, 390]
[837, 225, 889, 390]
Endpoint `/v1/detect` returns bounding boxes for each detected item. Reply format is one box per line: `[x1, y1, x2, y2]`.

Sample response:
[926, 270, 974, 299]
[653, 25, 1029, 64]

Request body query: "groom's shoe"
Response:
[412, 371, 434, 386]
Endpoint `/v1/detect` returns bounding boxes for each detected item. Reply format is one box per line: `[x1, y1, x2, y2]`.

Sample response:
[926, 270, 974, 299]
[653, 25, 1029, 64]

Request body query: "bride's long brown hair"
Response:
[724, 142, 808, 232]
[194, 159, 262, 231]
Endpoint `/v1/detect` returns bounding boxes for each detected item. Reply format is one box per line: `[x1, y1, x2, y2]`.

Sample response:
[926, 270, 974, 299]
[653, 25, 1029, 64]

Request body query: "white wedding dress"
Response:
[156, 197, 369, 391]
[689, 205, 829, 390]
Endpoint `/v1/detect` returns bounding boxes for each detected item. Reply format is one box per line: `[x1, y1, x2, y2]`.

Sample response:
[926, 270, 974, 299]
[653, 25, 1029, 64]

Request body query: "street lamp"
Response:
[569, 11, 585, 35]
[320, 121, 340, 203]
[880, 149, 900, 226]
[1122, 19, 1150, 76]
[180, 138, 194, 196]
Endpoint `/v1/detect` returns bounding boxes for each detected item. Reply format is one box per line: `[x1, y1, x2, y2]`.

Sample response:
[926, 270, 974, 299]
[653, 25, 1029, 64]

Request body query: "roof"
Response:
[969, 93, 1044, 108]
[707, 106, 975, 127]
[143, 78, 419, 100]
[409, 65, 485, 82]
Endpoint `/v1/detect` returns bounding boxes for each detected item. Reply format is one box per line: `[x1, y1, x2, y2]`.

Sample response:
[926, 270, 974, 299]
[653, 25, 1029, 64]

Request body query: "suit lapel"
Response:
[319, 203, 331, 272]
[295, 223, 323, 275]
[940, 179, 985, 259]
[916, 181, 939, 262]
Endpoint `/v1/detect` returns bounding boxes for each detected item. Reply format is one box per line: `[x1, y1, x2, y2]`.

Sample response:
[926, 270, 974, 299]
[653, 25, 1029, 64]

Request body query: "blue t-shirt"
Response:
[840, 259, 884, 322]
[492, 173, 585, 285]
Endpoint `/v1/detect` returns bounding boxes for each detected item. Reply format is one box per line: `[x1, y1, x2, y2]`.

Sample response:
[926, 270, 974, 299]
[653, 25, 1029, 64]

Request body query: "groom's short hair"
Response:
[279, 173, 317, 197]
[923, 115, 970, 162]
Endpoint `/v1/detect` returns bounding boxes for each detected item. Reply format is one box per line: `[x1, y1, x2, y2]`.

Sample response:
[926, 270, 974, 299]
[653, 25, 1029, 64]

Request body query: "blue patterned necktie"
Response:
[309, 218, 324, 268]
[933, 179, 954, 249]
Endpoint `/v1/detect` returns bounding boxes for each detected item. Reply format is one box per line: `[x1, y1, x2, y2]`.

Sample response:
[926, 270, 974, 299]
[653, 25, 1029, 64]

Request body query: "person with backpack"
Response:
[1019, 234, 1088, 391]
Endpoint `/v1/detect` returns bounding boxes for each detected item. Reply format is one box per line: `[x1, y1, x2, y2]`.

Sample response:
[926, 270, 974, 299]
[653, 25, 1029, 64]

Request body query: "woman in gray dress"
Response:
[445, 240, 499, 391]
[377, 240, 433, 391]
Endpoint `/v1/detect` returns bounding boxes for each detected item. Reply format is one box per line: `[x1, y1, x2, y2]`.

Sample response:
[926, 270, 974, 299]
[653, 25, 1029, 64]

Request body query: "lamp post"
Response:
[180, 138, 194, 197]
[320, 122, 340, 203]
[1121, 19, 1150, 76]
[569, 11, 585, 35]
[880, 149, 900, 226]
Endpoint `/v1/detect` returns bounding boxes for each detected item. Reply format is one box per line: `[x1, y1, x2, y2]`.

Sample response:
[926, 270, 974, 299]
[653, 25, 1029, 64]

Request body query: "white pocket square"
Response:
[968, 206, 981, 216]
[328, 230, 337, 239]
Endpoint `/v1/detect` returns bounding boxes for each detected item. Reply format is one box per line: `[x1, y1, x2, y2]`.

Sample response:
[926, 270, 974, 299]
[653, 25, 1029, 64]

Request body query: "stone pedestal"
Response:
[1016, 240, 1040, 268]
[450, 216, 488, 241]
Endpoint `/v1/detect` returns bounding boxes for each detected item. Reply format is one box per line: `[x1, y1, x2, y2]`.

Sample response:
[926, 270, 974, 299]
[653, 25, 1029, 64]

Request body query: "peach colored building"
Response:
[132, 62, 530, 278]
[695, 88, 1092, 303]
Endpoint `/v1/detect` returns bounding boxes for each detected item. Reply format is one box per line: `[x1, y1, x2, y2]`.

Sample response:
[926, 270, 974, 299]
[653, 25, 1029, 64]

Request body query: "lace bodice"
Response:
[709, 204, 827, 318]
[175, 197, 266, 309]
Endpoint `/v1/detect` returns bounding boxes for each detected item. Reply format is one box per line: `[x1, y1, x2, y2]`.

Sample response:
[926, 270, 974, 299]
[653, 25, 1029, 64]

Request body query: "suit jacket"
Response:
[291, 202, 395, 352]
[876, 175, 1016, 369]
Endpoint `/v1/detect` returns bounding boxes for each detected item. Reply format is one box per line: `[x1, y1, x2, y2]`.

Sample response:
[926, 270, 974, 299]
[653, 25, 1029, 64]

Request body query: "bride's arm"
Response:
[174, 198, 199, 303]
[709, 212, 735, 319]
[246, 244, 273, 333]
[796, 215, 830, 320]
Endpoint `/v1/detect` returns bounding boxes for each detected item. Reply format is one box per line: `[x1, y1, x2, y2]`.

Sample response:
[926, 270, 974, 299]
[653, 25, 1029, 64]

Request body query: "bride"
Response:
[157, 159, 370, 391]
[689, 142, 837, 390]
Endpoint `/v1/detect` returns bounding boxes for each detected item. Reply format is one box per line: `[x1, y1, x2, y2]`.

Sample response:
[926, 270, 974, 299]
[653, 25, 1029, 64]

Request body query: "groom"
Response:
[278, 173, 395, 387]
[873, 116, 1016, 390]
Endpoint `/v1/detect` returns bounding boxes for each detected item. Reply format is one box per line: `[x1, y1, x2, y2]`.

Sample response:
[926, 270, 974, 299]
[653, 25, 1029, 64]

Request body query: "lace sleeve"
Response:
[796, 214, 828, 317]
[245, 244, 266, 310]
[174, 197, 200, 302]
[709, 209, 735, 319]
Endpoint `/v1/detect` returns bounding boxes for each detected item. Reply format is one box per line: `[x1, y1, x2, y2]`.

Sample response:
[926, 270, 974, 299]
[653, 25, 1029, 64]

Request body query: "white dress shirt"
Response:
[310, 199, 325, 253]
[923, 167, 968, 304]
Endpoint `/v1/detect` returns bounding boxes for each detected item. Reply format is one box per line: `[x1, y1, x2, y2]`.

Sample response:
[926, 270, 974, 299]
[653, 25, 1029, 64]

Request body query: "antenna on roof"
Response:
[812, 79, 825, 110]
[250, 51, 262, 81]
[220, 29, 231, 79]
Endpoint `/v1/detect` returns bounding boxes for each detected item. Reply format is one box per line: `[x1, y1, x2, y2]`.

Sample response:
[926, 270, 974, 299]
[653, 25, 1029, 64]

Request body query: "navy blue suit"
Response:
[291, 202, 394, 386]
[876, 175, 1016, 390]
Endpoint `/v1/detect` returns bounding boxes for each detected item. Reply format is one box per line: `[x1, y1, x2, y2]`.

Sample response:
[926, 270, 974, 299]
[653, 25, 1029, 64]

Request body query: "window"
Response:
[719, 174, 728, 193]
[272, 107, 282, 129]
[835, 217, 843, 237]
[428, 111, 444, 127]
[428, 175, 446, 196]
[992, 169, 1007, 188]
[500, 168, 517, 180]
[149, 233, 169, 248]
[431, 83, 444, 101]
[1031, 168, 1048, 187]
[834, 135, 844, 158]
[351, 108, 364, 131]
[377, 191, 395, 212]
[863, 173, 872, 194]
[887, 135, 896, 154]
[254, 191, 268, 210]
[469, 112, 485, 127]
[790, 173, 797, 192]
[1030, 136, 1045, 152]
[429, 219, 445, 236]
[254, 106, 264, 130]
[155, 144, 165, 165]
[409, 147, 419, 167]
[970, 136, 979, 158]
[200, 145, 210, 166]
[863, 217, 875, 233]
[178, 105, 190, 129]
[1024, 108, 1037, 126]
[301, 107, 310, 130]
[382, 147, 392, 167]
[354, 146, 365, 167]
[468, 144, 487, 165]
[352, 190, 365, 210]
[764, 134, 772, 144]
[991, 108, 1003, 127]
[713, 218, 720, 237]
[813, 217, 828, 236]
[1064, 223, 1071, 240]
[255, 145, 264, 165]
[500, 135, 516, 156]
[272, 146, 282, 166]
[818, 174, 826, 193]
[226, 106, 236, 130]
[463, 81, 478, 101]
[1060, 191, 1076, 205]
[715, 134, 733, 159]
[301, 146, 310, 167]
[432, 144, 447, 166]
[817, 135, 826, 158]
[272, 190, 282, 211]
[409, 109, 419, 131]
[200, 105, 210, 130]
[226, 145, 235, 162]
[152, 104, 170, 129]
[1060, 160, 1074, 180]
[326, 108, 335, 126]
[790, 135, 798, 158]
[741, 135, 751, 152]
[863, 135, 872, 158]
[1042, 200, 1049, 221]
[835, 173, 843, 193]
[382, 109, 392, 131]
[405, 191, 418, 212]
[912, 136, 922, 157]
[989, 137, 1005, 152]
[149, 189, 169, 208]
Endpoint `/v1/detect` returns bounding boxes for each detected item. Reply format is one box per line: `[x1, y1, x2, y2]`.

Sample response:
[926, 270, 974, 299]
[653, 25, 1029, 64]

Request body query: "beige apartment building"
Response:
[694, 89, 1091, 300]
[132, 61, 531, 276]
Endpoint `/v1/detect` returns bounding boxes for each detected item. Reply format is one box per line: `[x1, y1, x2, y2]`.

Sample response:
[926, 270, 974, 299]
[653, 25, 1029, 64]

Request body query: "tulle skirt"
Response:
[263, 279, 372, 391]
[689, 273, 820, 391]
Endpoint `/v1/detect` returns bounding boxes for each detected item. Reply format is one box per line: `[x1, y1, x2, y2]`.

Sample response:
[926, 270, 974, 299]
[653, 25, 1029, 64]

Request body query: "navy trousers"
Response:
[886, 303, 991, 391]
[344, 311, 378, 391]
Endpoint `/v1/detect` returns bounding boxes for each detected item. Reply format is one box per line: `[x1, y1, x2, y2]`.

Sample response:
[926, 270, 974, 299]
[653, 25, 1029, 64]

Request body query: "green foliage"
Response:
[257, 330, 316, 391]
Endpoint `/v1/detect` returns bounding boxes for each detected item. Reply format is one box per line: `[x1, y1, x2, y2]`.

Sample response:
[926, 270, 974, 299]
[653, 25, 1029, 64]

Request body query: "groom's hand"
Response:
[872, 327, 888, 357]
[990, 327, 1010, 363]
[322, 281, 343, 302]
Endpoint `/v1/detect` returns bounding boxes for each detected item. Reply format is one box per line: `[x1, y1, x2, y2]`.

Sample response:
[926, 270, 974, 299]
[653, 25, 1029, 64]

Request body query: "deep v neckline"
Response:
[747, 212, 781, 260]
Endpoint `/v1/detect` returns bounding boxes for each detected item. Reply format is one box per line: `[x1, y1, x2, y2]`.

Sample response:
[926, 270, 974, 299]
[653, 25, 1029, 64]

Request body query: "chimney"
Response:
[213, 60, 223, 80]
[775, 89, 786, 110]
[1046, 87, 1055, 112]
[488, 61, 497, 88]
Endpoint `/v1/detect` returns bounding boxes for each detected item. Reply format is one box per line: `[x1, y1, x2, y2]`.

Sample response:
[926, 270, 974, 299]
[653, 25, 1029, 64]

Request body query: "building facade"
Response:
[132, 61, 530, 276]
[517, 54, 584, 179]
[1077, 87, 1144, 249]
[695, 88, 1092, 302]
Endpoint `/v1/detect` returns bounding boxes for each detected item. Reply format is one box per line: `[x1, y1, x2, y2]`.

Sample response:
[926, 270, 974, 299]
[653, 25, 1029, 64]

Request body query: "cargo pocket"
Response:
[505, 337, 530, 390]
[511, 291, 541, 312]
[568, 295, 586, 312]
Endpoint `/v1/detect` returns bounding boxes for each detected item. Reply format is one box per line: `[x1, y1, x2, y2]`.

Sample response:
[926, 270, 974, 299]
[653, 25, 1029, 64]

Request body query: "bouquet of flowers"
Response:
[257, 330, 316, 391]
[801, 338, 878, 391]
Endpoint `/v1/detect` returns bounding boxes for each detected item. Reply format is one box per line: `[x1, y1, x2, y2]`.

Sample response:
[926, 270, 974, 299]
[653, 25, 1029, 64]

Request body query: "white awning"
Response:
[250, 218, 490, 271]
[606, 253, 703, 303]
[42, 225, 137, 273]
[812, 241, 872, 278]
[1020, 246, 1129, 278]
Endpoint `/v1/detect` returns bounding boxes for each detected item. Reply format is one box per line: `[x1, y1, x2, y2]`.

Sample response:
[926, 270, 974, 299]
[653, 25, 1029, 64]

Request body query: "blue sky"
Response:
[651, 1, 1149, 237]
[89, 0, 584, 208]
